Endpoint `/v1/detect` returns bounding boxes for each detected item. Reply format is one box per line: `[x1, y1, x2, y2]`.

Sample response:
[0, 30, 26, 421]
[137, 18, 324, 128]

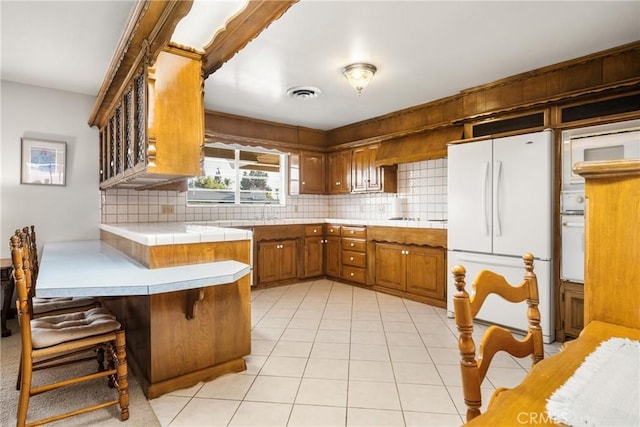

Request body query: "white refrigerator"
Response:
[447, 130, 555, 343]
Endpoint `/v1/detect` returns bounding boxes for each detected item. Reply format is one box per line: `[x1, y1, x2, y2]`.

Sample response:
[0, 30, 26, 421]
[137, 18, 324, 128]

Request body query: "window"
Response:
[187, 143, 286, 205]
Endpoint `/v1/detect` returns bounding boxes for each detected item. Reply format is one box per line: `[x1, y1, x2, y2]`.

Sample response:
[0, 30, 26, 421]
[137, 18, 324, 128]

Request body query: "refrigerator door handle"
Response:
[481, 161, 490, 236]
[494, 160, 502, 236]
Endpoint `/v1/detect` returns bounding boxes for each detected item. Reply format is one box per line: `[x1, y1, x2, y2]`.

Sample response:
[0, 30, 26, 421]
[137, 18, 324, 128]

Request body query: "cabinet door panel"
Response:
[300, 151, 326, 194]
[406, 247, 445, 300]
[258, 242, 280, 283]
[325, 236, 341, 278]
[351, 147, 368, 192]
[366, 145, 382, 191]
[563, 285, 584, 338]
[374, 243, 405, 291]
[304, 237, 324, 278]
[328, 150, 352, 194]
[280, 240, 298, 280]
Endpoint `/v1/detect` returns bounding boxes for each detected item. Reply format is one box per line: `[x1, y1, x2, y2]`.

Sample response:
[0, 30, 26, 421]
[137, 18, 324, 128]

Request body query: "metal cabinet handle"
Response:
[350, 272, 355, 277]
[350, 257, 354, 261]
[350, 243, 355, 247]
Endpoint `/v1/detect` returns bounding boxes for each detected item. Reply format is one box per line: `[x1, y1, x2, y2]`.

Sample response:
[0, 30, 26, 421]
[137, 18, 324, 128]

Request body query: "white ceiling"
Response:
[2, 1, 639, 131]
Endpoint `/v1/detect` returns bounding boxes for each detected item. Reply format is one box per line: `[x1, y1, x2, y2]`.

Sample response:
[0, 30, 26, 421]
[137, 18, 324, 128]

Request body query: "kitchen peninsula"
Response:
[38, 223, 253, 399]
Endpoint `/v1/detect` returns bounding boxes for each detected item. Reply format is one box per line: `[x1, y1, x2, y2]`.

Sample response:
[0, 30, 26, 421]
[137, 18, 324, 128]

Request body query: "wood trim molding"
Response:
[203, 0, 299, 78]
[205, 109, 326, 152]
[88, 0, 194, 128]
[574, 159, 640, 179]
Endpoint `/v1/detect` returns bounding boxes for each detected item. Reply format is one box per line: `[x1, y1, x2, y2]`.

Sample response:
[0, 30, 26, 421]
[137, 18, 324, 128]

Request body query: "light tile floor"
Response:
[150, 279, 562, 426]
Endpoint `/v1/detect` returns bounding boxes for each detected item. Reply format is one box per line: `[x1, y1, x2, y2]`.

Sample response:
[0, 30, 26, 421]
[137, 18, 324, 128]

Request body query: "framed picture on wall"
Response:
[20, 137, 67, 186]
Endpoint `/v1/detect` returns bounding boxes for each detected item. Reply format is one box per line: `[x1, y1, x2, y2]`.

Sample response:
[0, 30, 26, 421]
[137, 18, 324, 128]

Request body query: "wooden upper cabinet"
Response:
[99, 45, 204, 190]
[327, 150, 352, 194]
[352, 144, 397, 193]
[299, 151, 326, 194]
[366, 144, 382, 191]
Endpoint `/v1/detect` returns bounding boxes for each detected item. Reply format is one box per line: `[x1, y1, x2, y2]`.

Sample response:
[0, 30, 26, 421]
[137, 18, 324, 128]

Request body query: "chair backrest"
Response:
[15, 229, 35, 300]
[25, 225, 39, 283]
[9, 234, 34, 354]
[452, 253, 544, 422]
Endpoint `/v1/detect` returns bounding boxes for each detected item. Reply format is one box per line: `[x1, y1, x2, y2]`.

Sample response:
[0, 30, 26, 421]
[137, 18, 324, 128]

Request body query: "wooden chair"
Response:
[15, 228, 101, 390]
[10, 234, 130, 427]
[19, 226, 100, 317]
[452, 253, 544, 422]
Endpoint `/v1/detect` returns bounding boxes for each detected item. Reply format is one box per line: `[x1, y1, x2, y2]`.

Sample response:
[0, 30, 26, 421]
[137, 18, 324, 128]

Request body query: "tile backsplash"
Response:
[101, 158, 447, 223]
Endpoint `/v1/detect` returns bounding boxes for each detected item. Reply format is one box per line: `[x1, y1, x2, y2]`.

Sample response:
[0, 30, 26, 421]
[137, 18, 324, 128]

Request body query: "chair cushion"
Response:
[31, 307, 121, 349]
[32, 297, 98, 315]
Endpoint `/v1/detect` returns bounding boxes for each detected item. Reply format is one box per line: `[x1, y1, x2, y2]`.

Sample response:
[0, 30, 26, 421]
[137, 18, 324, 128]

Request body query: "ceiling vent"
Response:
[286, 86, 321, 100]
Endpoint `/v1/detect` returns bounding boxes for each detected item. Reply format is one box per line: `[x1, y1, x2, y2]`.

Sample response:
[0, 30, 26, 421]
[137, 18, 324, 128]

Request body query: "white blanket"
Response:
[546, 337, 640, 426]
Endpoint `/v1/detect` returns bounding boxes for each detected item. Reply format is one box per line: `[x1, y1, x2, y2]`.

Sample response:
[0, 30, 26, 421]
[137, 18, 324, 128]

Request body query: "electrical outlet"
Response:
[160, 205, 175, 214]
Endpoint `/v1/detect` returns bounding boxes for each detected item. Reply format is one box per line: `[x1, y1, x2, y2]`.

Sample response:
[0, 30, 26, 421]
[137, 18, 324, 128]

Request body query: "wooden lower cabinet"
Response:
[374, 243, 405, 291]
[258, 240, 297, 283]
[405, 246, 445, 300]
[252, 224, 448, 310]
[304, 236, 324, 278]
[562, 281, 585, 339]
[103, 277, 251, 399]
[374, 242, 446, 303]
[302, 224, 325, 278]
[325, 235, 341, 278]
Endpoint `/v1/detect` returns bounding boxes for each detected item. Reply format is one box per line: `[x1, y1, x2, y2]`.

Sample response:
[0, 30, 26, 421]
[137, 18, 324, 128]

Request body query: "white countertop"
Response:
[37, 240, 250, 297]
[100, 219, 446, 246]
[100, 222, 253, 246]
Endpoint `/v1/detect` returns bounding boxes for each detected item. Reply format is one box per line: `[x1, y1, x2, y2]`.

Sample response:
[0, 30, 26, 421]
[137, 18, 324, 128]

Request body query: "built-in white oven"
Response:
[563, 121, 640, 187]
[561, 213, 585, 283]
[560, 120, 639, 283]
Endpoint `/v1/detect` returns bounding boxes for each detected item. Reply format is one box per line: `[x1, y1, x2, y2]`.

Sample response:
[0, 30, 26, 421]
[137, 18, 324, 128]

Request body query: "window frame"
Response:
[187, 143, 287, 206]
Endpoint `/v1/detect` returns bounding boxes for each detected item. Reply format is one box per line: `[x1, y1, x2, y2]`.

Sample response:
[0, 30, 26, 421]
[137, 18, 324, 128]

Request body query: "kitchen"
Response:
[1, 1, 640, 426]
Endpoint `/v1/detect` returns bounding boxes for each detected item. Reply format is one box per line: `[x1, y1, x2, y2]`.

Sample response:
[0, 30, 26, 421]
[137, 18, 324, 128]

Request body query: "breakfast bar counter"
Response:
[38, 225, 253, 399]
[37, 240, 250, 297]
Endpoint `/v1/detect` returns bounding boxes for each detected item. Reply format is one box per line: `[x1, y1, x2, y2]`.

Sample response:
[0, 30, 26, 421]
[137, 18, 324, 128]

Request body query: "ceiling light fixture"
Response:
[341, 63, 377, 95]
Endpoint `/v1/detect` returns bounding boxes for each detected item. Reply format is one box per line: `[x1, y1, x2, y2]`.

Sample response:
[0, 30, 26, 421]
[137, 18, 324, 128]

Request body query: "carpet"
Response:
[1, 318, 160, 427]
[546, 337, 640, 426]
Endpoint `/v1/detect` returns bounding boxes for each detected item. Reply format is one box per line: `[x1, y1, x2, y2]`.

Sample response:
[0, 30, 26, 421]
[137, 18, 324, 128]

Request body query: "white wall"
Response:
[0, 81, 101, 259]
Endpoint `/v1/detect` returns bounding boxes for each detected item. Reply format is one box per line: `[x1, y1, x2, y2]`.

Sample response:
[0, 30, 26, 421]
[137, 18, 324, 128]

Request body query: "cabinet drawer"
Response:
[326, 225, 342, 236]
[342, 266, 366, 284]
[341, 238, 366, 252]
[341, 226, 366, 239]
[305, 225, 324, 237]
[342, 251, 366, 267]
